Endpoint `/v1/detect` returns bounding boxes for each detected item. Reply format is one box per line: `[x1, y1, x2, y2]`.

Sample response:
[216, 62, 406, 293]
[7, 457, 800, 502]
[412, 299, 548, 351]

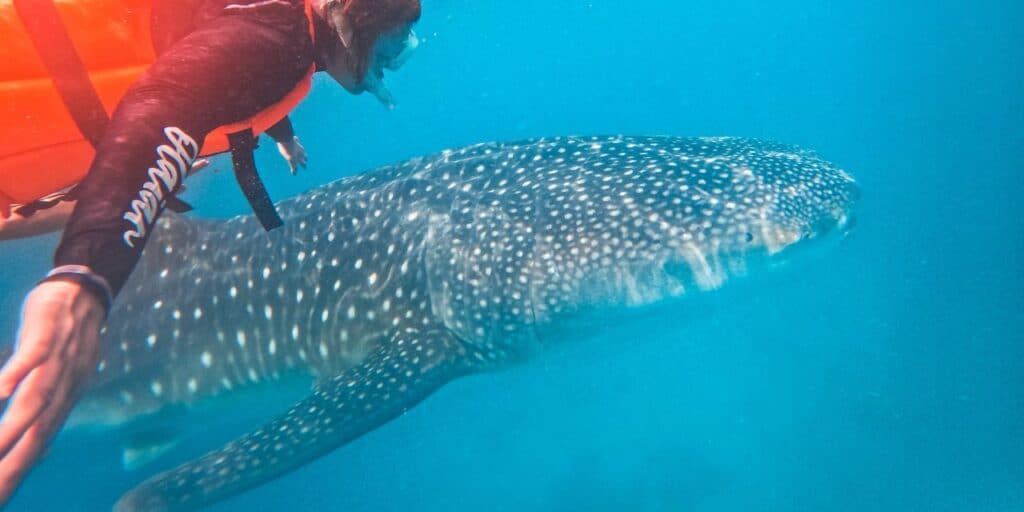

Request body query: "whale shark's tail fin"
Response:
[114, 328, 468, 512]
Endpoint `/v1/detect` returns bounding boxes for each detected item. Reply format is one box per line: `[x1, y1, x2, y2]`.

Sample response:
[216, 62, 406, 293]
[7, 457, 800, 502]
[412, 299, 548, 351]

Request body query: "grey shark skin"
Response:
[75, 135, 856, 511]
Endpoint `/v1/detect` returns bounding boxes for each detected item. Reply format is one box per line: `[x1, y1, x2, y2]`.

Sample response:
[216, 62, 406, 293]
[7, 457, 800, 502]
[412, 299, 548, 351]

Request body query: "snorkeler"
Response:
[0, 0, 421, 503]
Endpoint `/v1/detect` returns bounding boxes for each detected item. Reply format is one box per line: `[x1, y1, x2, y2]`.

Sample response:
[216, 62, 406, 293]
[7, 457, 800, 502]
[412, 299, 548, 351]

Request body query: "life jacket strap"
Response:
[10, 186, 193, 217]
[13, 0, 110, 148]
[228, 129, 283, 231]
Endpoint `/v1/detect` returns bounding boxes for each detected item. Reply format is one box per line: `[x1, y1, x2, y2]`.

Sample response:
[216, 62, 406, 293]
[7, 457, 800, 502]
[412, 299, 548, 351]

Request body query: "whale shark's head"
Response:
[662, 138, 860, 282]
[516, 136, 859, 328]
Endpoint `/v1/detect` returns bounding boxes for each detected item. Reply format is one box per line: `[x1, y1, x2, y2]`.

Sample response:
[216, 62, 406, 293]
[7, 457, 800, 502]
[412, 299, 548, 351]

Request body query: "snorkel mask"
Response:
[361, 27, 418, 109]
[323, 0, 419, 109]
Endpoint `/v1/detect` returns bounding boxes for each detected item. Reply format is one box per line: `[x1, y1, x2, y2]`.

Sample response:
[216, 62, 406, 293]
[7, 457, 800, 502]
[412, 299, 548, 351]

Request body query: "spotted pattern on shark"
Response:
[65, 136, 857, 511]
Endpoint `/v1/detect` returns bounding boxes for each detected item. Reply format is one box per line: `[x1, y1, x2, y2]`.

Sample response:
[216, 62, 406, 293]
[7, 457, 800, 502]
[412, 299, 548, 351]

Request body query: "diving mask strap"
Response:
[324, 0, 354, 49]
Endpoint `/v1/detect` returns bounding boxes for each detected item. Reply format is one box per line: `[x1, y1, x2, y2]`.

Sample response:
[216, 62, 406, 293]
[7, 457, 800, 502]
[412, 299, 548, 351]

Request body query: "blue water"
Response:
[2, 0, 1022, 510]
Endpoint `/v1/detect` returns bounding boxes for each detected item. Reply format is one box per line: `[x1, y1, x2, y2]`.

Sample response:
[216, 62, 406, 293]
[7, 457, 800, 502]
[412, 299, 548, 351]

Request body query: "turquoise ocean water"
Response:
[2, 1, 1021, 510]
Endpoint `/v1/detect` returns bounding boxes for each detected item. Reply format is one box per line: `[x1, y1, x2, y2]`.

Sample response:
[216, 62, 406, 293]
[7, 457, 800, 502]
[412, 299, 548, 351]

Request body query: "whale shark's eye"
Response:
[744, 232, 754, 243]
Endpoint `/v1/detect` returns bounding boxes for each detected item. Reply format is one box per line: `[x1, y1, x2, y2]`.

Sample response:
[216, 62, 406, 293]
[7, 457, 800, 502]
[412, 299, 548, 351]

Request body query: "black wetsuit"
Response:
[53, 0, 327, 299]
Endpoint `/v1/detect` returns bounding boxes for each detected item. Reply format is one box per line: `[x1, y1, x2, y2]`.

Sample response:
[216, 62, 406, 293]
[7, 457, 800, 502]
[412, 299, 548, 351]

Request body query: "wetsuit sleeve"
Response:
[54, 0, 313, 297]
[264, 115, 296, 144]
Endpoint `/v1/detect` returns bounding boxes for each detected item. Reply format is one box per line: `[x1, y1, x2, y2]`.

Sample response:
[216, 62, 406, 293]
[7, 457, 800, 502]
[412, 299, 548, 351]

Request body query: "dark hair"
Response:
[342, 0, 421, 81]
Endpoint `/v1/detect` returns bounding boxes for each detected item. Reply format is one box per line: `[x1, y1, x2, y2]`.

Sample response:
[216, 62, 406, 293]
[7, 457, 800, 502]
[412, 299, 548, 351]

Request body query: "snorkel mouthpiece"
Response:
[363, 70, 396, 110]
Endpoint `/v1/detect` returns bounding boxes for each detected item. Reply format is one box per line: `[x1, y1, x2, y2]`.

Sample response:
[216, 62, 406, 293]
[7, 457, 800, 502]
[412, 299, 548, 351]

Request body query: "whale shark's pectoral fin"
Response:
[114, 329, 467, 512]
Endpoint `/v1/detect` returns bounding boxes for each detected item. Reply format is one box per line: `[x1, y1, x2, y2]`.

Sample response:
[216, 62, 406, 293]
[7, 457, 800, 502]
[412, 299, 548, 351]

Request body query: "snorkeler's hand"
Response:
[276, 136, 307, 175]
[0, 280, 104, 505]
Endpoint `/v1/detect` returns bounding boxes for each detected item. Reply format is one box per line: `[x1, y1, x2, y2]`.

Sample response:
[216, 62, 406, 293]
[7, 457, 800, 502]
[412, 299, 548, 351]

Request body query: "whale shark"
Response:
[64, 135, 857, 511]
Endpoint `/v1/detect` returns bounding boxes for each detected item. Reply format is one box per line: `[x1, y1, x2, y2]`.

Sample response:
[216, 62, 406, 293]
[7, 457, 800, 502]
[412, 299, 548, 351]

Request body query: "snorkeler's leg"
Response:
[0, 201, 76, 241]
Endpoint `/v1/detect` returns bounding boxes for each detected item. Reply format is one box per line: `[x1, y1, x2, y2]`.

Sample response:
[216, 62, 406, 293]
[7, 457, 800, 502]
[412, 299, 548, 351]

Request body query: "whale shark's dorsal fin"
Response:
[114, 329, 468, 512]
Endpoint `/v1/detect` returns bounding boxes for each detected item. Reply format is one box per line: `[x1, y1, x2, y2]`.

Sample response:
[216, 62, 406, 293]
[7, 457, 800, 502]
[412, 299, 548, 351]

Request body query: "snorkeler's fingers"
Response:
[0, 359, 67, 461]
[0, 381, 74, 506]
[0, 289, 76, 399]
[0, 333, 54, 399]
[0, 422, 45, 504]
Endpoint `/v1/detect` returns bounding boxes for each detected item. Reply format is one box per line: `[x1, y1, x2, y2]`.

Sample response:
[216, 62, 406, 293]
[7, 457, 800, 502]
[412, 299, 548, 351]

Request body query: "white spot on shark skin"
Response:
[265, 305, 274, 319]
[188, 378, 198, 393]
[146, 334, 157, 347]
[236, 331, 247, 348]
[268, 340, 277, 355]
[229, 286, 238, 298]
[150, 381, 163, 396]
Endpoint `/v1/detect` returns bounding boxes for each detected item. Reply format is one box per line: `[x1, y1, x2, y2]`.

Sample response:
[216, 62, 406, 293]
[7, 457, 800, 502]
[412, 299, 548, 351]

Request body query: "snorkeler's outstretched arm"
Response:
[0, 3, 314, 505]
[115, 329, 468, 512]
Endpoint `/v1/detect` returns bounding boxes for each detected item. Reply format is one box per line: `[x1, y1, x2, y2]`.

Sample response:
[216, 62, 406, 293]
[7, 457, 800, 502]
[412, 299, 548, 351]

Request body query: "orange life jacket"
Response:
[0, 0, 316, 218]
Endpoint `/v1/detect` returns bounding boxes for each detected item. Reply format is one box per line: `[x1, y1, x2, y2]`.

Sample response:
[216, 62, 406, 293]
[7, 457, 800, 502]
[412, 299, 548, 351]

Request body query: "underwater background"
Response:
[2, 0, 1021, 510]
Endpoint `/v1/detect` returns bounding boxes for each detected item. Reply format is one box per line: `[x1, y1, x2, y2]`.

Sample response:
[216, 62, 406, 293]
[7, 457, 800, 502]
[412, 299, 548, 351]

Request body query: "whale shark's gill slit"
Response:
[425, 193, 539, 363]
[114, 329, 468, 512]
